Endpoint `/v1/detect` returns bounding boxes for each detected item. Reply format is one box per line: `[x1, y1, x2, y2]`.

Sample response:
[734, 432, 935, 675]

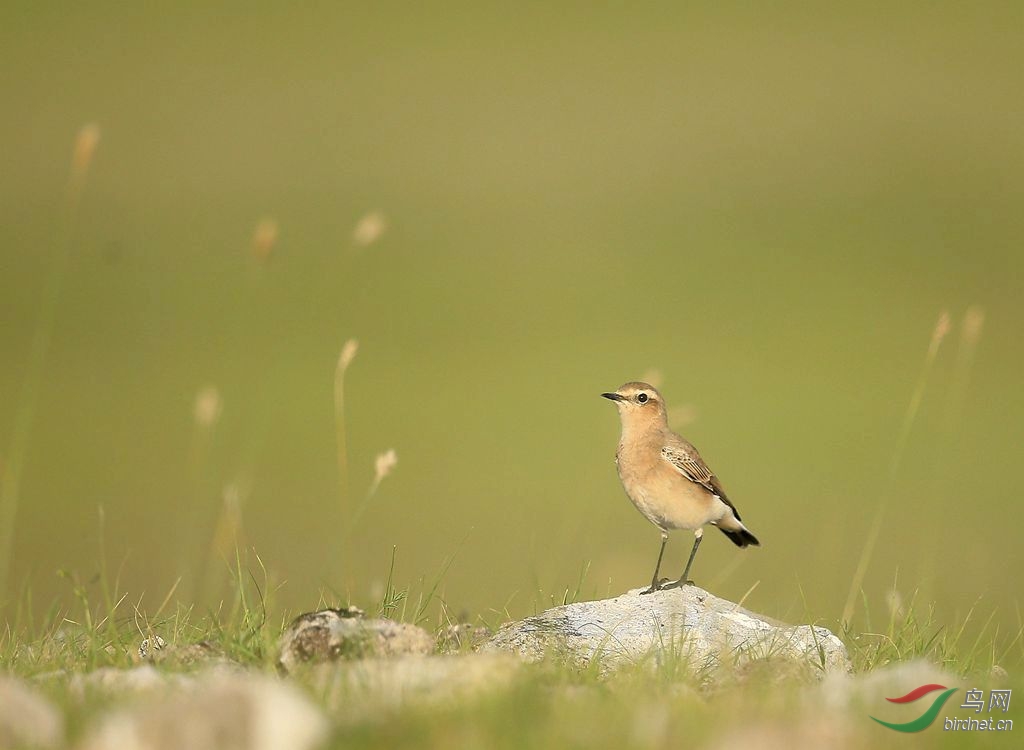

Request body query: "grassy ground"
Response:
[1, 561, 1020, 749]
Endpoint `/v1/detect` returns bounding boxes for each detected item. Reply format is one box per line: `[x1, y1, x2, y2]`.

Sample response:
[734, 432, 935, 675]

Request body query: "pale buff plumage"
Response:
[602, 381, 759, 594]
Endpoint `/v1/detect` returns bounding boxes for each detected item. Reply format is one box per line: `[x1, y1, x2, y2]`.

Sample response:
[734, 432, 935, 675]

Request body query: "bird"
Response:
[601, 381, 759, 594]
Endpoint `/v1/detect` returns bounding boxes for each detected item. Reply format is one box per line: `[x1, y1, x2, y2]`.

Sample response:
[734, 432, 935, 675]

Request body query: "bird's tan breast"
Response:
[616, 438, 728, 531]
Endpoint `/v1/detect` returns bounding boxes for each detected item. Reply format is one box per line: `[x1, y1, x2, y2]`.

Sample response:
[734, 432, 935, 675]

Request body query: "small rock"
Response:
[436, 623, 493, 653]
[78, 670, 328, 750]
[138, 638, 233, 668]
[70, 665, 172, 696]
[482, 585, 851, 676]
[0, 674, 64, 748]
[751, 659, 960, 748]
[278, 609, 434, 672]
[31, 670, 70, 684]
[309, 654, 522, 721]
[138, 635, 167, 660]
[989, 664, 1009, 685]
[163, 641, 224, 665]
[334, 605, 366, 618]
[814, 658, 958, 713]
[708, 717, 861, 750]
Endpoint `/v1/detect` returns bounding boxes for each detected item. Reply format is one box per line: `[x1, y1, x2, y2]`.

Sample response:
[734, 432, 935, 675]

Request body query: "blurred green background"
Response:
[1, 3, 1021, 636]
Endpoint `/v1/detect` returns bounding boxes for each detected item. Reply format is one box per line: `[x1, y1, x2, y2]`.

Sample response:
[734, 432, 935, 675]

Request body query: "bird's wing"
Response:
[660, 439, 744, 521]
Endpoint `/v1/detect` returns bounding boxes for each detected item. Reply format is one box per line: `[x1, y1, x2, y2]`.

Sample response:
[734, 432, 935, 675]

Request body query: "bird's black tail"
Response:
[718, 526, 760, 548]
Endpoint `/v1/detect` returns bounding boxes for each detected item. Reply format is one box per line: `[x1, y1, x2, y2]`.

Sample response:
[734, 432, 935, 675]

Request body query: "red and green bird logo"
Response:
[870, 684, 958, 732]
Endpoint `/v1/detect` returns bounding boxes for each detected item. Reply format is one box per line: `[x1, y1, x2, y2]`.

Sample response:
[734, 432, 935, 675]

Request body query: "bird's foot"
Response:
[639, 578, 672, 595]
[659, 578, 696, 591]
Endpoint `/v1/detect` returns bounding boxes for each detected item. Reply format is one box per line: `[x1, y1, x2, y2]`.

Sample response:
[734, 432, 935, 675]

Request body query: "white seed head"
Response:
[932, 310, 951, 348]
[667, 404, 698, 428]
[962, 305, 985, 345]
[193, 385, 223, 428]
[374, 449, 398, 484]
[72, 123, 101, 180]
[885, 589, 905, 619]
[222, 482, 244, 514]
[251, 218, 279, 261]
[352, 211, 387, 247]
[337, 339, 359, 374]
[639, 368, 664, 389]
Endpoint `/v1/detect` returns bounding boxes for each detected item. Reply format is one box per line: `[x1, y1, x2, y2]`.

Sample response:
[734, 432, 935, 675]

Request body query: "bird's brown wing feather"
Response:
[660, 440, 744, 521]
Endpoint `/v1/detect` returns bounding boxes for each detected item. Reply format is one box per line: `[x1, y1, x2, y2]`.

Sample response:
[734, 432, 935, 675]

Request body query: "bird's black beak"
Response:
[601, 392, 625, 402]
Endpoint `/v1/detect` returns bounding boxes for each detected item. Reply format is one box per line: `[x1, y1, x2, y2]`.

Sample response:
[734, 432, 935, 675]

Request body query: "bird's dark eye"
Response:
[636, 393, 649, 404]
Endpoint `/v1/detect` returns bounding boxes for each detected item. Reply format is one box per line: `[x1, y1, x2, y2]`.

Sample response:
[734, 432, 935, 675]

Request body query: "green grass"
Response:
[1, 553, 1021, 750]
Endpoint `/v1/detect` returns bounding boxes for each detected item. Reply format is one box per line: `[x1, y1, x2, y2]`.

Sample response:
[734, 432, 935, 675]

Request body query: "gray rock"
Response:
[278, 609, 434, 672]
[483, 585, 850, 676]
[0, 674, 64, 749]
[77, 671, 328, 750]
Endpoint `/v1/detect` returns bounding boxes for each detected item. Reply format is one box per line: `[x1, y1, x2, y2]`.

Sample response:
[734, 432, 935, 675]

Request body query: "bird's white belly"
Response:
[628, 481, 728, 532]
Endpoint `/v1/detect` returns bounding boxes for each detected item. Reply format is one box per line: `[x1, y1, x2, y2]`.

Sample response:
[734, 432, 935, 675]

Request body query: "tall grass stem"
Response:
[841, 311, 950, 626]
[0, 125, 99, 605]
[334, 339, 359, 511]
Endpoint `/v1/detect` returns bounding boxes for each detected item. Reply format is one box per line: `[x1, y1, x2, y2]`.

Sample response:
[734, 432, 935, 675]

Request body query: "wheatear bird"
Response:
[602, 382, 759, 594]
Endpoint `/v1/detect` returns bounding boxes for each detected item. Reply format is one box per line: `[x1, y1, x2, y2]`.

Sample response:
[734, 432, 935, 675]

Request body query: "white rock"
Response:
[483, 585, 851, 676]
[78, 670, 329, 750]
[712, 659, 960, 749]
[70, 665, 180, 697]
[813, 658, 958, 713]
[707, 717, 862, 750]
[0, 674, 64, 748]
[309, 654, 522, 721]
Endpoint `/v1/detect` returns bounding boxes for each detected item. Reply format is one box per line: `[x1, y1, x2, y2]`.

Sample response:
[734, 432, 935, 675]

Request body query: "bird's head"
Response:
[601, 381, 667, 427]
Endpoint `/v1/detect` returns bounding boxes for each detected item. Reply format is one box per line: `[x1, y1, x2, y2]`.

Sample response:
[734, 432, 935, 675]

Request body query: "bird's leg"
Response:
[676, 529, 703, 586]
[640, 532, 670, 595]
[663, 529, 703, 590]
